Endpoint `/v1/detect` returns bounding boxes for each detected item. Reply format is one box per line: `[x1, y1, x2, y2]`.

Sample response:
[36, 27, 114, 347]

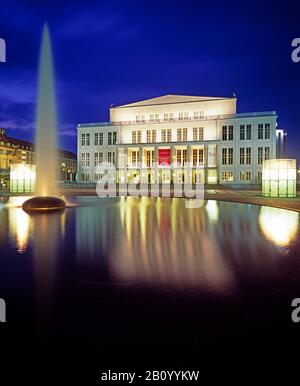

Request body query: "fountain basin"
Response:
[22, 196, 66, 213]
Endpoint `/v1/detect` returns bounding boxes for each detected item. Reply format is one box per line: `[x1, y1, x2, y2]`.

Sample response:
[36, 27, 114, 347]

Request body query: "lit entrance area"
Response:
[158, 170, 171, 184]
[141, 170, 155, 184]
[127, 170, 140, 183]
[192, 169, 205, 184]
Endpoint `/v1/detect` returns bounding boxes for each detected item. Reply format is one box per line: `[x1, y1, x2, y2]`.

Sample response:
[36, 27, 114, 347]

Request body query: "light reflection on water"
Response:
[259, 206, 299, 247]
[1, 196, 300, 295]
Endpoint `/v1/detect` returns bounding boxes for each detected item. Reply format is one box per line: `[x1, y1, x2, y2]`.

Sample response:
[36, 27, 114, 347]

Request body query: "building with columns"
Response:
[77, 94, 285, 185]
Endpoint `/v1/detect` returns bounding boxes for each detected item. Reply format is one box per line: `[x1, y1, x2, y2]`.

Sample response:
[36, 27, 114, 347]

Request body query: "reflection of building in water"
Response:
[112, 197, 235, 292]
[32, 212, 62, 328]
[75, 198, 120, 280]
[259, 206, 299, 247]
[74, 197, 299, 291]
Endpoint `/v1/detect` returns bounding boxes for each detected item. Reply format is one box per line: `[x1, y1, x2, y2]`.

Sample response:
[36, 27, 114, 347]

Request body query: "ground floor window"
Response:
[221, 171, 233, 182]
[81, 173, 90, 181]
[240, 171, 251, 181]
[257, 171, 262, 181]
[207, 169, 218, 184]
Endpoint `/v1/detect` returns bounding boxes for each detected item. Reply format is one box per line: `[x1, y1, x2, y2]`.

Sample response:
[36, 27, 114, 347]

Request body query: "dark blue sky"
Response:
[0, 0, 300, 158]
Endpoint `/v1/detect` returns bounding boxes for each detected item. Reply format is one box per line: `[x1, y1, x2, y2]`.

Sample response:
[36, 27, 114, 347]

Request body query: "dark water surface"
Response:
[0, 196, 300, 369]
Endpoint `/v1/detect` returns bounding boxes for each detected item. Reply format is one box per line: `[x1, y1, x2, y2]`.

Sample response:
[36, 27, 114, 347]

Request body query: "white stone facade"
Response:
[77, 94, 280, 185]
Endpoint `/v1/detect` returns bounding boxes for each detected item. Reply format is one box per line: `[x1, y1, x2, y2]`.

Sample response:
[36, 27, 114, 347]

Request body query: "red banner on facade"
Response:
[158, 149, 171, 166]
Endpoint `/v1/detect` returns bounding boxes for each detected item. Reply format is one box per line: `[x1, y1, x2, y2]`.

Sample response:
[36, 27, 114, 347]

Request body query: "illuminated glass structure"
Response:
[262, 159, 296, 198]
[10, 164, 36, 193]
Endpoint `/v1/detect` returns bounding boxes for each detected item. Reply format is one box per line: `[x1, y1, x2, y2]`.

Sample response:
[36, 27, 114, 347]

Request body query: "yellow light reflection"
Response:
[205, 200, 219, 223]
[112, 197, 235, 292]
[9, 207, 30, 253]
[259, 206, 299, 247]
[7, 196, 32, 208]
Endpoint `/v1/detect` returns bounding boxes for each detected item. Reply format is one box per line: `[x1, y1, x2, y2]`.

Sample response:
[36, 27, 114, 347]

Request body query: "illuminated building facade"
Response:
[77, 94, 285, 184]
[0, 128, 77, 190]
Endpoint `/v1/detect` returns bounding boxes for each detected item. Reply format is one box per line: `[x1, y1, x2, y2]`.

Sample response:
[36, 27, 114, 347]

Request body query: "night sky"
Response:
[0, 0, 299, 158]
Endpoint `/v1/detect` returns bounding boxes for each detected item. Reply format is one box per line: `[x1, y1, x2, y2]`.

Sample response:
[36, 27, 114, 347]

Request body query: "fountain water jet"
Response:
[23, 24, 65, 213]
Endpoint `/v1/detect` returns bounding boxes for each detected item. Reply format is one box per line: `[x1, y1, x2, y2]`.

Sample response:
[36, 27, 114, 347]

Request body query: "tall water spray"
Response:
[35, 24, 58, 197]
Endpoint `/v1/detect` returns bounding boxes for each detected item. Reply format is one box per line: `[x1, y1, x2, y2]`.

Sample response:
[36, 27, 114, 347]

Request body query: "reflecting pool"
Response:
[0, 196, 300, 368]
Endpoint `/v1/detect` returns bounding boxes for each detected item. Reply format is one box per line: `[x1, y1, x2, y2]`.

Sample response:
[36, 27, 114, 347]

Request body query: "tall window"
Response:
[146, 151, 151, 167]
[137, 131, 141, 143]
[113, 132, 117, 144]
[265, 124, 270, 139]
[152, 130, 156, 143]
[146, 150, 154, 167]
[246, 124, 252, 140]
[222, 126, 227, 141]
[246, 147, 251, 164]
[183, 149, 187, 165]
[94, 152, 103, 166]
[99, 133, 103, 145]
[258, 124, 263, 139]
[155, 114, 159, 122]
[191, 149, 203, 166]
[86, 134, 90, 146]
[222, 148, 227, 165]
[81, 153, 85, 166]
[193, 127, 204, 141]
[147, 130, 151, 143]
[176, 149, 182, 166]
[108, 132, 112, 145]
[131, 150, 139, 167]
[177, 128, 182, 142]
[81, 133, 86, 146]
[86, 153, 90, 167]
[193, 128, 198, 141]
[183, 128, 187, 142]
[193, 150, 197, 166]
[199, 127, 204, 141]
[108, 151, 115, 166]
[167, 129, 172, 142]
[179, 112, 184, 121]
[228, 125, 233, 141]
[228, 148, 233, 165]
[240, 148, 245, 165]
[264, 146, 270, 160]
[132, 131, 137, 144]
[240, 125, 245, 140]
[199, 149, 204, 164]
[94, 133, 98, 146]
[150, 114, 154, 122]
[258, 147, 263, 164]
[161, 129, 166, 142]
